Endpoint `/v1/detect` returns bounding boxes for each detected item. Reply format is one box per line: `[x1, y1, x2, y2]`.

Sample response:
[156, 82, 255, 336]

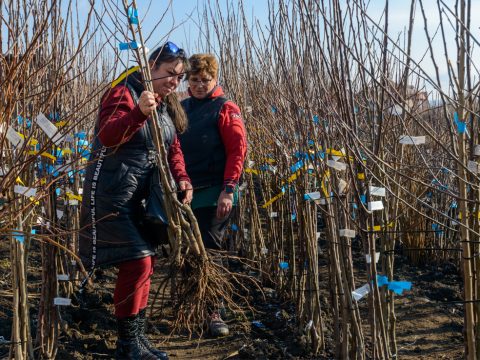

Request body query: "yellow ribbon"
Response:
[66, 192, 82, 201]
[111, 66, 141, 88]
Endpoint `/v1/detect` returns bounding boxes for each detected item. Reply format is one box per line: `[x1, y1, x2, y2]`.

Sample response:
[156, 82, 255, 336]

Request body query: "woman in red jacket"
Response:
[80, 42, 192, 360]
[179, 54, 247, 337]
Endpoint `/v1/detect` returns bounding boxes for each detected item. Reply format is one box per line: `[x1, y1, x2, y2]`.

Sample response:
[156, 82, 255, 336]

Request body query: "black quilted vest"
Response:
[179, 94, 228, 188]
[79, 72, 176, 269]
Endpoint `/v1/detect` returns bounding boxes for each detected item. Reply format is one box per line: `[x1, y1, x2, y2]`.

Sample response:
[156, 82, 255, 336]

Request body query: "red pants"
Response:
[114, 256, 155, 319]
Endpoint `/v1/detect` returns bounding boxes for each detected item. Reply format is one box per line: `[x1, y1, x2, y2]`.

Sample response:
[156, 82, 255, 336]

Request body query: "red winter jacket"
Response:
[184, 86, 247, 187]
[97, 85, 190, 183]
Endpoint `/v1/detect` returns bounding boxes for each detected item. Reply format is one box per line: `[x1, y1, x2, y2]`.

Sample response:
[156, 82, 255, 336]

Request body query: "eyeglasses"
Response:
[189, 77, 213, 86]
[148, 72, 186, 82]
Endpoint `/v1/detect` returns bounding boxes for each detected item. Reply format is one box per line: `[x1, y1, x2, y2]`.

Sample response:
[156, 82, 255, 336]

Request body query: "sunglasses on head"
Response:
[162, 41, 185, 57]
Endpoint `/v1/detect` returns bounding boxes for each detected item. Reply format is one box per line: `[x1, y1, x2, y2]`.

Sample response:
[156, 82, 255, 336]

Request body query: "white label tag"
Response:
[399, 135, 426, 145]
[366, 252, 380, 264]
[57, 274, 70, 281]
[53, 297, 71, 306]
[369, 186, 386, 197]
[56, 209, 64, 219]
[305, 191, 321, 200]
[314, 198, 327, 205]
[261, 247, 268, 255]
[14, 185, 36, 198]
[35, 113, 63, 145]
[270, 212, 278, 218]
[68, 199, 79, 206]
[468, 161, 479, 174]
[339, 229, 356, 238]
[338, 179, 347, 194]
[368, 201, 384, 211]
[390, 104, 403, 116]
[352, 283, 371, 301]
[248, 160, 255, 167]
[326, 160, 347, 171]
[316, 231, 321, 240]
[475, 145, 480, 156]
[6, 126, 24, 147]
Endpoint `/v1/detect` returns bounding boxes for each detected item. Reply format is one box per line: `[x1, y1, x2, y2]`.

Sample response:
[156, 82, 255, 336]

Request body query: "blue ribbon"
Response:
[78, 139, 89, 147]
[454, 112, 466, 134]
[279, 261, 289, 270]
[376, 275, 412, 295]
[12, 231, 24, 243]
[75, 131, 86, 139]
[290, 161, 303, 173]
[49, 112, 60, 121]
[252, 320, 265, 328]
[128, 6, 139, 24]
[119, 41, 139, 50]
[18, 116, 32, 128]
[432, 223, 444, 235]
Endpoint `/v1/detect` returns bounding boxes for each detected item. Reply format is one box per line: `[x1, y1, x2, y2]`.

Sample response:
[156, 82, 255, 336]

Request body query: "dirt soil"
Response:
[0, 242, 464, 360]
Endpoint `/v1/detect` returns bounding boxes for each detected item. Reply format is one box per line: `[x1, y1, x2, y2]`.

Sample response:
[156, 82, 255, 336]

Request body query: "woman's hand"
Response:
[139, 91, 159, 116]
[216, 190, 233, 219]
[179, 181, 193, 205]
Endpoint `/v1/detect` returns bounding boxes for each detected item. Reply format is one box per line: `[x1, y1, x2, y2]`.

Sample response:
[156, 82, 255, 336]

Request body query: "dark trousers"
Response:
[192, 206, 230, 250]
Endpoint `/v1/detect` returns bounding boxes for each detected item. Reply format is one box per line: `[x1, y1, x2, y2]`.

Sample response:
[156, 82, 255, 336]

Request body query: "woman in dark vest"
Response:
[179, 54, 247, 337]
[79, 42, 192, 360]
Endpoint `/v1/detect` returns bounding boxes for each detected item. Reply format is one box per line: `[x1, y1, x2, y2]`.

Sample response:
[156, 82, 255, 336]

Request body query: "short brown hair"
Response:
[187, 53, 218, 79]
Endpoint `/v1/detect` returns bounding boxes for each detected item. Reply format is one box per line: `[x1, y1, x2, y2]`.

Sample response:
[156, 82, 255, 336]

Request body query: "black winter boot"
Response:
[137, 309, 169, 360]
[115, 315, 161, 360]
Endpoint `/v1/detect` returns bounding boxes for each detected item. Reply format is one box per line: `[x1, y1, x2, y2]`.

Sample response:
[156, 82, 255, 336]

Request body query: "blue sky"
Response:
[122, 0, 479, 93]
[3, 0, 479, 93]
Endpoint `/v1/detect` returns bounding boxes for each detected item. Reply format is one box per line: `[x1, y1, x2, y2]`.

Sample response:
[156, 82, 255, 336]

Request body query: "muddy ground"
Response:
[0, 241, 464, 360]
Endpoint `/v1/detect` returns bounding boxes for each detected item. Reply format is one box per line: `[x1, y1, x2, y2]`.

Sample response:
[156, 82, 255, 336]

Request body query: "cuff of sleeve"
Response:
[177, 176, 191, 185]
[130, 105, 149, 124]
[223, 179, 238, 188]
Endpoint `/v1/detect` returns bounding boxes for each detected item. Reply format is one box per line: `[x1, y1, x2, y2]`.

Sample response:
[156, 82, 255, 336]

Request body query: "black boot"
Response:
[115, 315, 160, 360]
[137, 309, 169, 360]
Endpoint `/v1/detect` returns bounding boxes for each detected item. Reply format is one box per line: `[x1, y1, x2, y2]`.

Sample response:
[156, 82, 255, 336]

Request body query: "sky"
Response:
[125, 0, 480, 94]
[3, 0, 479, 94]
